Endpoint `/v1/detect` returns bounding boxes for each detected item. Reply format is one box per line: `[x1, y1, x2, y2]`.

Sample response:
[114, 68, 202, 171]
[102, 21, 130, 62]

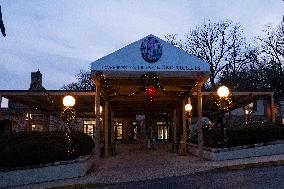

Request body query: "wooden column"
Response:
[178, 99, 187, 155]
[104, 101, 109, 157]
[197, 86, 203, 158]
[173, 109, 177, 145]
[110, 110, 114, 144]
[182, 98, 187, 154]
[271, 93, 275, 123]
[95, 82, 101, 160]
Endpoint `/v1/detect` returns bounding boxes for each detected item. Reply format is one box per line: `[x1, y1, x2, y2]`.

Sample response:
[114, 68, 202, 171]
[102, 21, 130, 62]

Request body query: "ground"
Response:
[93, 166, 284, 189]
[11, 143, 284, 189]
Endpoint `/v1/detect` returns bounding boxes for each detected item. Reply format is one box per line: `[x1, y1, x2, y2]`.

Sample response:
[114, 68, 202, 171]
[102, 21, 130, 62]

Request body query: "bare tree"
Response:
[0, 5, 6, 37]
[219, 21, 284, 94]
[257, 22, 284, 96]
[258, 22, 284, 71]
[61, 70, 94, 90]
[166, 20, 247, 89]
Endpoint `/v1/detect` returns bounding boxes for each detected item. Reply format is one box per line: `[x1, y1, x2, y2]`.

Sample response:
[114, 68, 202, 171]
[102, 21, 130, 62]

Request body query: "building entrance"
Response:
[112, 109, 174, 144]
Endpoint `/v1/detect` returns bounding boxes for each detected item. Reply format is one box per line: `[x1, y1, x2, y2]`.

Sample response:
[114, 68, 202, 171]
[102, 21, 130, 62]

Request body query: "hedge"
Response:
[200, 123, 284, 148]
[0, 131, 94, 168]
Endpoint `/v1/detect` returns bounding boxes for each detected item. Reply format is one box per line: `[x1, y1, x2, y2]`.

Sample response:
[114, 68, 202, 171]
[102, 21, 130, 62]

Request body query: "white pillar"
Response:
[95, 83, 101, 160]
[197, 86, 203, 158]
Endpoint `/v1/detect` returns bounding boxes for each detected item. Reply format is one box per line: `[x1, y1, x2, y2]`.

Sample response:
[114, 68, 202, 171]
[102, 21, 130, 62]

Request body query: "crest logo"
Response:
[140, 36, 162, 63]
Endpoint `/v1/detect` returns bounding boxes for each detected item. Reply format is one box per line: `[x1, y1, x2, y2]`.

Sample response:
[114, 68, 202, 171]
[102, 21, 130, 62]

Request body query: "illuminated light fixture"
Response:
[95, 106, 103, 114]
[63, 95, 75, 107]
[217, 86, 230, 98]
[216, 85, 232, 111]
[185, 103, 192, 112]
[185, 97, 192, 112]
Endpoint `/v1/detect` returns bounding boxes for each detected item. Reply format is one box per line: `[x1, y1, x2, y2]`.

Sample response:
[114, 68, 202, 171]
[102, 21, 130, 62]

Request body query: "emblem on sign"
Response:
[140, 36, 162, 63]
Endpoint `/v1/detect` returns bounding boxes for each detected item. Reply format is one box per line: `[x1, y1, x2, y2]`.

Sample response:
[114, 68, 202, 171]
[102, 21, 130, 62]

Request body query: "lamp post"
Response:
[178, 97, 192, 156]
[62, 95, 76, 128]
[62, 95, 76, 156]
[217, 86, 230, 98]
[216, 85, 231, 111]
[185, 97, 193, 140]
[63, 95, 75, 107]
[217, 85, 231, 143]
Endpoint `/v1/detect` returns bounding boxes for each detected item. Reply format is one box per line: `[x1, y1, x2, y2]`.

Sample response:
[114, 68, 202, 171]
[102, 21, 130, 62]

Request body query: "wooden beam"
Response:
[0, 90, 273, 97]
[0, 90, 96, 96]
[197, 91, 274, 96]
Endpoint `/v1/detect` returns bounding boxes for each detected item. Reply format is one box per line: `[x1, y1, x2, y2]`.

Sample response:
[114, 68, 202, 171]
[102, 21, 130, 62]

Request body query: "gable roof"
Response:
[91, 34, 210, 78]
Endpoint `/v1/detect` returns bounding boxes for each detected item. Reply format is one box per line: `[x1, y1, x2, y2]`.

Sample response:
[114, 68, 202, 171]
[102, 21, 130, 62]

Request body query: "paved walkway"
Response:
[12, 143, 284, 189]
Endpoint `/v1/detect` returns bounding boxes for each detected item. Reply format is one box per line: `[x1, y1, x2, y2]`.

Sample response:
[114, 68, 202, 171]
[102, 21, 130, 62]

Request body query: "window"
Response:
[1, 97, 8, 108]
[114, 122, 123, 140]
[84, 120, 95, 138]
[157, 122, 169, 140]
[31, 125, 43, 131]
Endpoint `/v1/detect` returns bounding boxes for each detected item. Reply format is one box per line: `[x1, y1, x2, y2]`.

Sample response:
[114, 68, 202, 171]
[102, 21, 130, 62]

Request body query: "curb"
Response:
[48, 160, 284, 189]
[212, 159, 284, 172]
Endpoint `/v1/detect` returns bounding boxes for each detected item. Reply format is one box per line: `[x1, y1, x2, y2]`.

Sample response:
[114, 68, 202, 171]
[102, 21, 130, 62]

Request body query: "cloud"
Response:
[0, 0, 283, 89]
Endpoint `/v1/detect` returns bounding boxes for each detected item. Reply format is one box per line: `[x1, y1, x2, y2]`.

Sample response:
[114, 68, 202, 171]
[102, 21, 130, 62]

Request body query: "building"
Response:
[0, 35, 279, 158]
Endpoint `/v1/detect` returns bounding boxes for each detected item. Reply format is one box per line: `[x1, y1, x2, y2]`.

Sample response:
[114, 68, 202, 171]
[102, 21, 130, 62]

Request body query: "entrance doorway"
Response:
[112, 111, 173, 144]
[157, 121, 170, 140]
[114, 122, 123, 141]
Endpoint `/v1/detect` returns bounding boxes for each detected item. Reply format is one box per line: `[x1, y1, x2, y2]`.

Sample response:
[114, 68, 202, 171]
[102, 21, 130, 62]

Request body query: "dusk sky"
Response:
[0, 0, 283, 90]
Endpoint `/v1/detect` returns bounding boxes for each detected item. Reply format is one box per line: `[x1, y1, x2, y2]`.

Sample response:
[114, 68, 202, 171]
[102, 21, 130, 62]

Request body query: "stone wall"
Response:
[0, 155, 95, 188]
[189, 141, 284, 161]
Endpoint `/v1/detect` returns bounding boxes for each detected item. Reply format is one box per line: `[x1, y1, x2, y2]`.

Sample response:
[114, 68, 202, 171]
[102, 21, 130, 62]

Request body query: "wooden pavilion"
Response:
[0, 35, 276, 159]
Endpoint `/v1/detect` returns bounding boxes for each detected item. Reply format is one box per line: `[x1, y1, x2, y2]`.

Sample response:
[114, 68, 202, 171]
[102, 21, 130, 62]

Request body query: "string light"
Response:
[95, 71, 200, 100]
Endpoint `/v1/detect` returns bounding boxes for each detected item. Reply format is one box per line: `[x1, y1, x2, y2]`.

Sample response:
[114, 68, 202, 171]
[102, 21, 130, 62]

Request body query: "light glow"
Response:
[185, 103, 192, 112]
[63, 95, 75, 107]
[217, 86, 230, 98]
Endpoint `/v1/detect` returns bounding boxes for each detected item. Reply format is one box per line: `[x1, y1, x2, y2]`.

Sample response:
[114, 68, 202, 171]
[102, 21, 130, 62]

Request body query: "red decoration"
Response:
[146, 86, 157, 96]
[146, 86, 157, 102]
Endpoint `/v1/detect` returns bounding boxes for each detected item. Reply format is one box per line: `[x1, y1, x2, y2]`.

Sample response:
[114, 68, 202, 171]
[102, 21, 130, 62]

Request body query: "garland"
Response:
[95, 71, 196, 100]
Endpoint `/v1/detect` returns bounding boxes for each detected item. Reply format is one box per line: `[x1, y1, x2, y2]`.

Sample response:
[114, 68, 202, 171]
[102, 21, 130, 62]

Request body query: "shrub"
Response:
[203, 124, 284, 148]
[203, 128, 224, 148]
[69, 132, 94, 159]
[0, 131, 94, 168]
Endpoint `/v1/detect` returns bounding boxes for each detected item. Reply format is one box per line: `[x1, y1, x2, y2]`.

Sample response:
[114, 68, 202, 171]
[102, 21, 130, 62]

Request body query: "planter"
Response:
[189, 140, 284, 161]
[0, 155, 95, 188]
